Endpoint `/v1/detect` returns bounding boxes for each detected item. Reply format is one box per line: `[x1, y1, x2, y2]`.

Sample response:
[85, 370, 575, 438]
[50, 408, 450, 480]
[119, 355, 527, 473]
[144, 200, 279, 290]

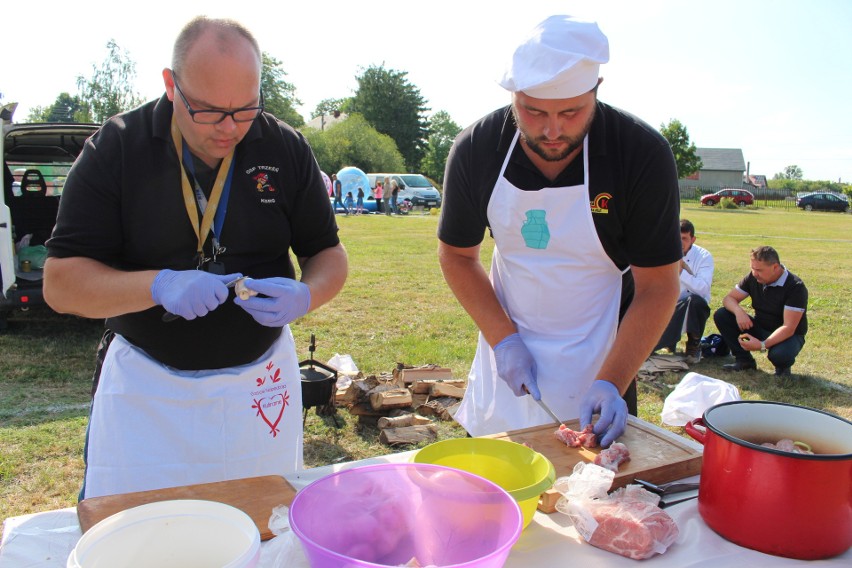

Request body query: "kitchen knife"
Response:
[634, 479, 700, 495]
[533, 396, 564, 427]
[161, 276, 245, 322]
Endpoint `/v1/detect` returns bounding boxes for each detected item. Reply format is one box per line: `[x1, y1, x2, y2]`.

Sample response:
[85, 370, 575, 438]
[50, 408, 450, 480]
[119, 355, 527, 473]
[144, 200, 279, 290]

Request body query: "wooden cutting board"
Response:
[485, 417, 702, 513]
[77, 475, 297, 541]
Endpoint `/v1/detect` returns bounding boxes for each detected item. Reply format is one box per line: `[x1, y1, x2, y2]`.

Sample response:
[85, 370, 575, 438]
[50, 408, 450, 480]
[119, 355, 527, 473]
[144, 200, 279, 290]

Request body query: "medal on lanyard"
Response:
[170, 115, 235, 272]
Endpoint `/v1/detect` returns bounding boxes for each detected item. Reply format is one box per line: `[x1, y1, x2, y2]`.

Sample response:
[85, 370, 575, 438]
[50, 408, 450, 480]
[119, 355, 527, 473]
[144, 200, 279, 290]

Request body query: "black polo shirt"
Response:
[48, 95, 340, 369]
[438, 101, 682, 317]
[736, 269, 809, 336]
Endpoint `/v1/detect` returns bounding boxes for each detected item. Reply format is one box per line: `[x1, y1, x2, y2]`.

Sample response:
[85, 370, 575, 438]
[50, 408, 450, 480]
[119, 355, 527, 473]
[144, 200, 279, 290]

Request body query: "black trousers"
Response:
[713, 307, 805, 368]
[654, 293, 711, 351]
[624, 378, 638, 417]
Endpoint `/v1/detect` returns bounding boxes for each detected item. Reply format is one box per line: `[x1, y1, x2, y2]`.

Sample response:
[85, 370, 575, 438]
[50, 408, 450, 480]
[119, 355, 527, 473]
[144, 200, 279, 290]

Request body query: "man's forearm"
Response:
[723, 294, 745, 314]
[297, 243, 348, 312]
[43, 256, 159, 318]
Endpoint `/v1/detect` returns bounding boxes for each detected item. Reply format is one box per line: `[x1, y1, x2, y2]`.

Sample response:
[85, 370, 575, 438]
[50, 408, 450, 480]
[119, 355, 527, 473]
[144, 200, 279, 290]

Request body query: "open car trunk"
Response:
[1, 104, 99, 329]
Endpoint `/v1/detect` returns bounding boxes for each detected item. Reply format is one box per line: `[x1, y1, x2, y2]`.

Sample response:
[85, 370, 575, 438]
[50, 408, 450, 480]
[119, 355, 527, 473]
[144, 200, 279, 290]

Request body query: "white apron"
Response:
[455, 132, 626, 437]
[83, 329, 303, 498]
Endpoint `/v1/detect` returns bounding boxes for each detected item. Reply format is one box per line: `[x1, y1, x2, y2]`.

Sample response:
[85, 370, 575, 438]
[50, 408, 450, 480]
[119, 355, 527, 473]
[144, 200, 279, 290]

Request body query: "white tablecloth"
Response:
[2, 452, 849, 567]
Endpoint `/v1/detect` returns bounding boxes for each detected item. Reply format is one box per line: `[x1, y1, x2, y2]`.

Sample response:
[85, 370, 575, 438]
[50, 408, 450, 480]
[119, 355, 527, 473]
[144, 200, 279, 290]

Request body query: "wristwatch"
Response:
[760, 341, 767, 353]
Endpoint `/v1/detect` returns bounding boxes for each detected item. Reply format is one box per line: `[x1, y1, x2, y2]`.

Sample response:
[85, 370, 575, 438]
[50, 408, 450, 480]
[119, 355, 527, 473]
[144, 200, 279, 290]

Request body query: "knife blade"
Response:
[162, 276, 245, 322]
[533, 396, 564, 427]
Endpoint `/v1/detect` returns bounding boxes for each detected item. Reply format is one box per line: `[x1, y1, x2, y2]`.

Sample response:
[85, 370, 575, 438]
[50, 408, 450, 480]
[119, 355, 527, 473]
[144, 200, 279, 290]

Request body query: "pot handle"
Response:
[684, 417, 707, 445]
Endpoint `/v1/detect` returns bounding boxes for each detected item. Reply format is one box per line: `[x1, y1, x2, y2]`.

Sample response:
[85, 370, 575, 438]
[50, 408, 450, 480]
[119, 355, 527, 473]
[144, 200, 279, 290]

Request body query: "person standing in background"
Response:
[374, 180, 384, 213]
[332, 173, 344, 213]
[389, 178, 400, 215]
[355, 186, 365, 215]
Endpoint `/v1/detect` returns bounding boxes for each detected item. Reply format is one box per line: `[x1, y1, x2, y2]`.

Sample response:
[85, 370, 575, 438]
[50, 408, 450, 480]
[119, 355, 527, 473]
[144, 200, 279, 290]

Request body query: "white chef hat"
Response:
[499, 15, 610, 99]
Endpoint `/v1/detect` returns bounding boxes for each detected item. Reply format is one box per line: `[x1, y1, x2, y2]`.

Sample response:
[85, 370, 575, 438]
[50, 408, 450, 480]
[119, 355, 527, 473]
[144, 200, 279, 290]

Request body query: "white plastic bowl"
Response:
[67, 499, 260, 568]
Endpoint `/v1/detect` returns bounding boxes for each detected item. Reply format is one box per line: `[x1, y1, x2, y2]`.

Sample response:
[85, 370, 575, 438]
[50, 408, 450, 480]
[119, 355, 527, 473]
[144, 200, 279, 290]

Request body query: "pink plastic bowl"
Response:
[289, 462, 523, 567]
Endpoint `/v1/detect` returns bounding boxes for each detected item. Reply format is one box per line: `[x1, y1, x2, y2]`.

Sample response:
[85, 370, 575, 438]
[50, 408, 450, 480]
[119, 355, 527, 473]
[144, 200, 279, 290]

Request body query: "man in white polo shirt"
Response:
[654, 219, 714, 364]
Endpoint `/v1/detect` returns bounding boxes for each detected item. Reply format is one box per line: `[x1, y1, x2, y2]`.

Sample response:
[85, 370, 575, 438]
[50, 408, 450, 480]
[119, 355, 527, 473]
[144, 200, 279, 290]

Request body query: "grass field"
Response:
[1, 204, 850, 521]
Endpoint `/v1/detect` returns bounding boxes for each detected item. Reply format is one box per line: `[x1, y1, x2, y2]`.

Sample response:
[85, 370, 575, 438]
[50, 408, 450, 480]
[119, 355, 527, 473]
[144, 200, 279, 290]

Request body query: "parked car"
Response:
[700, 188, 754, 207]
[368, 173, 442, 209]
[796, 192, 850, 212]
[1, 105, 99, 329]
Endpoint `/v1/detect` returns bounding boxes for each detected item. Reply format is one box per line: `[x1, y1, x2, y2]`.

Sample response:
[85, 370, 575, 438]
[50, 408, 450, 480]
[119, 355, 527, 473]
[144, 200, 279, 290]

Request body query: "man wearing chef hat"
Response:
[438, 16, 681, 443]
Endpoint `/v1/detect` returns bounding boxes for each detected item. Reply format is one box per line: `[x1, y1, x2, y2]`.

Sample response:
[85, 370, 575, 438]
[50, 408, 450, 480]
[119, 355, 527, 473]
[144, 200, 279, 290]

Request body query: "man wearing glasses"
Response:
[44, 16, 348, 499]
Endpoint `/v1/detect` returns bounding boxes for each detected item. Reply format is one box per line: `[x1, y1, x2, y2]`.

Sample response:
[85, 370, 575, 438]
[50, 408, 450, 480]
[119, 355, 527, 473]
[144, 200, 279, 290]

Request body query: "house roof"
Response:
[304, 112, 347, 130]
[747, 175, 768, 188]
[697, 148, 746, 172]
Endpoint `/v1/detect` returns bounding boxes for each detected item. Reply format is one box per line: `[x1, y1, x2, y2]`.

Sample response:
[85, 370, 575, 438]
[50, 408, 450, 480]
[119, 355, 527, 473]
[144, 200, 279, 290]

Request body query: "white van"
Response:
[368, 173, 442, 209]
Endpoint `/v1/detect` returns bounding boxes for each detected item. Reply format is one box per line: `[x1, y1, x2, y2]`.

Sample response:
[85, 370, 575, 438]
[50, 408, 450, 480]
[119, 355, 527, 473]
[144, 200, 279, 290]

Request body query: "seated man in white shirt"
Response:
[653, 219, 714, 364]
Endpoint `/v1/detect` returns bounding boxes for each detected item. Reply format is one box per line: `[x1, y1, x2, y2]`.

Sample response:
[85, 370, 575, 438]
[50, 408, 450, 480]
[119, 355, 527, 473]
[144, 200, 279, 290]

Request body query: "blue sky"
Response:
[2, 0, 849, 182]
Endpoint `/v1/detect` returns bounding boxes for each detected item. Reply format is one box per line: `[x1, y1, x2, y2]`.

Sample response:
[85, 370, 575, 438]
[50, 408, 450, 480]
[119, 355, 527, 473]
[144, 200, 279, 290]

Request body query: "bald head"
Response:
[172, 16, 261, 77]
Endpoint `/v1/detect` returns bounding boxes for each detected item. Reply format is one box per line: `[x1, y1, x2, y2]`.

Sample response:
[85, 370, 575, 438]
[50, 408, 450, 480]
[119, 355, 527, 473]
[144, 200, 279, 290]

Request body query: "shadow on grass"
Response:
[638, 356, 852, 419]
[303, 438, 355, 468]
[2, 306, 104, 341]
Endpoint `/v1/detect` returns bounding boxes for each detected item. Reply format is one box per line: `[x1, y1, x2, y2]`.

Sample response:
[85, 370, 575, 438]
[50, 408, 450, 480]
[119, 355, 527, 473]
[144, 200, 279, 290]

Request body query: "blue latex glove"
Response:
[579, 380, 628, 447]
[493, 333, 540, 399]
[151, 269, 241, 320]
[234, 277, 311, 327]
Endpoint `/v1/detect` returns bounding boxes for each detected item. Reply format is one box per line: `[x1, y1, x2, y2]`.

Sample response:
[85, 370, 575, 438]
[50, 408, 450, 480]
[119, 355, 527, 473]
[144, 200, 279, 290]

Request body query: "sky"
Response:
[2, 0, 850, 182]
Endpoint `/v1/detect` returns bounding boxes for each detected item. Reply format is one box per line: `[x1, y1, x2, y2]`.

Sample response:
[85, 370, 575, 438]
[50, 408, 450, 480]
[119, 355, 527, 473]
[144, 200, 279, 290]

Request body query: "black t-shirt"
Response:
[737, 269, 808, 335]
[438, 102, 682, 317]
[47, 95, 340, 370]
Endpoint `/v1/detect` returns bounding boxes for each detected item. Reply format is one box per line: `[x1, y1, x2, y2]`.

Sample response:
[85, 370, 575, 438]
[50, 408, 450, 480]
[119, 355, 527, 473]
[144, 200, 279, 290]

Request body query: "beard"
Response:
[512, 106, 596, 162]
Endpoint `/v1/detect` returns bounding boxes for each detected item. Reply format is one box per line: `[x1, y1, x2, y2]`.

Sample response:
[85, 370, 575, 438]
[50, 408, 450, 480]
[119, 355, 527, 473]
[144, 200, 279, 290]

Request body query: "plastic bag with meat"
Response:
[554, 463, 679, 560]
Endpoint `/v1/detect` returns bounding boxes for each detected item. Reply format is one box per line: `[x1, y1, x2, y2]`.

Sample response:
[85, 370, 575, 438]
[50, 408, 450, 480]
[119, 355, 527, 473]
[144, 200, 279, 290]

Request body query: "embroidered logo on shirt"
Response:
[590, 193, 612, 214]
[245, 165, 279, 204]
[521, 209, 550, 249]
[252, 172, 277, 193]
[250, 360, 290, 438]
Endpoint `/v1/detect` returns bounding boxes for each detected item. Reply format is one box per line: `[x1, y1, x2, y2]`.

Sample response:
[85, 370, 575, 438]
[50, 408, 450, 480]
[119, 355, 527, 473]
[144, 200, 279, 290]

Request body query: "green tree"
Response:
[767, 178, 850, 198]
[26, 93, 87, 123]
[312, 98, 347, 120]
[76, 40, 143, 123]
[261, 52, 304, 127]
[349, 65, 430, 171]
[773, 165, 803, 180]
[302, 113, 405, 175]
[659, 119, 702, 178]
[421, 110, 461, 184]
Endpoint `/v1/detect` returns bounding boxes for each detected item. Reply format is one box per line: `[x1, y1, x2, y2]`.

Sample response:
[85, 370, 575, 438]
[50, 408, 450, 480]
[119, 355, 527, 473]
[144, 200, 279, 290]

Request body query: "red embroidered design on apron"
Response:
[256, 361, 282, 386]
[251, 360, 290, 437]
[84, 332, 304, 499]
[252, 393, 290, 437]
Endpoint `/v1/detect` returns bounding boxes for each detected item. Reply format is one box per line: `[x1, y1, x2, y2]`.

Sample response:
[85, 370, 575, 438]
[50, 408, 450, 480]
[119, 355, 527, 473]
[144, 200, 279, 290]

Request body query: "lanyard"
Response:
[170, 115, 235, 265]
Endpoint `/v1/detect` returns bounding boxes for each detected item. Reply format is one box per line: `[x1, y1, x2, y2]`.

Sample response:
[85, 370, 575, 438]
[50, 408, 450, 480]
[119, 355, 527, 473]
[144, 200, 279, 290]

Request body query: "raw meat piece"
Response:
[594, 442, 631, 472]
[554, 423, 598, 448]
[586, 499, 679, 560]
[555, 467, 678, 560]
[760, 438, 814, 454]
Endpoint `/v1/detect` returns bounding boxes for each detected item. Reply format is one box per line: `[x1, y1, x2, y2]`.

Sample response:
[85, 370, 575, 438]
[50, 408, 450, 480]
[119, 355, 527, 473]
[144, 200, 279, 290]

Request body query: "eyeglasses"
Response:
[172, 72, 264, 124]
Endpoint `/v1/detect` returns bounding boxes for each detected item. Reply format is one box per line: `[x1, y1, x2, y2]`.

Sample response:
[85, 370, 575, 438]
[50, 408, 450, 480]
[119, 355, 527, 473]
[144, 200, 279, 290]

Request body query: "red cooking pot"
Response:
[685, 400, 852, 560]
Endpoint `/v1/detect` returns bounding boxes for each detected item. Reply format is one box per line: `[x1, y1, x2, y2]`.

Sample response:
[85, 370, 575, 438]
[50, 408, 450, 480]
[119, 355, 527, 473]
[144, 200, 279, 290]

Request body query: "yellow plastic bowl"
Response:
[413, 438, 555, 529]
